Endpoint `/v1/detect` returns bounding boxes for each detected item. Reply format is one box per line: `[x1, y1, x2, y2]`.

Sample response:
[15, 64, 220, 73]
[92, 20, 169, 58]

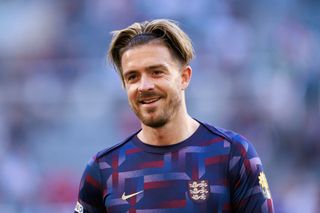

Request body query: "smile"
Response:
[140, 97, 161, 105]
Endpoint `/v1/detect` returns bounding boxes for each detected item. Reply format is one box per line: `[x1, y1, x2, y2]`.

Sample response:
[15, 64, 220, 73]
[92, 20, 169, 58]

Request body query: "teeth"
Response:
[141, 98, 159, 104]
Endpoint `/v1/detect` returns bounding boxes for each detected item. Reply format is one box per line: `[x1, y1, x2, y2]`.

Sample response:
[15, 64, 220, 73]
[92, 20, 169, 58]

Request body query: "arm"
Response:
[228, 135, 274, 213]
[75, 155, 107, 213]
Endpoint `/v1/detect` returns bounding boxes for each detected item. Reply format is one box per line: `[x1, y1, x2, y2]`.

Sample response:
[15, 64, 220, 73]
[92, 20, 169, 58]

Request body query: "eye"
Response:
[125, 73, 138, 83]
[152, 70, 163, 76]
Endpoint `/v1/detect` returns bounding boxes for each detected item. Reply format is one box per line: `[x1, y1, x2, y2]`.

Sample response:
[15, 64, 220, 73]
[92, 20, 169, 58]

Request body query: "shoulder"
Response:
[200, 121, 258, 157]
[201, 121, 248, 145]
[90, 129, 141, 164]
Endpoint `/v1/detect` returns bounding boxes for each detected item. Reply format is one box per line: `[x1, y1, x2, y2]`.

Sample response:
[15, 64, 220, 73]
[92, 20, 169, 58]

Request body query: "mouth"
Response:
[139, 97, 161, 105]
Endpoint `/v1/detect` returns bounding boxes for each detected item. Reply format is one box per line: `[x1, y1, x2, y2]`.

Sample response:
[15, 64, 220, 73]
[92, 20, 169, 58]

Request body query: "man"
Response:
[75, 19, 274, 213]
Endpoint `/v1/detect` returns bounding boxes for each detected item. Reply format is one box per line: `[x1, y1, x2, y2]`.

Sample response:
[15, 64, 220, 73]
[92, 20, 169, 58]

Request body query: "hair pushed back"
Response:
[108, 19, 194, 81]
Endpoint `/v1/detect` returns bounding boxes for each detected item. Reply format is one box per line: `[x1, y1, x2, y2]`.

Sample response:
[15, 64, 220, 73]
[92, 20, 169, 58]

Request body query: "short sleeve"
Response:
[228, 134, 274, 213]
[75, 155, 106, 213]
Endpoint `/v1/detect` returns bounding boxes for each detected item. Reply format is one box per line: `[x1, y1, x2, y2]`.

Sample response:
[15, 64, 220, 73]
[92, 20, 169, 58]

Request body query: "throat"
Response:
[137, 117, 199, 146]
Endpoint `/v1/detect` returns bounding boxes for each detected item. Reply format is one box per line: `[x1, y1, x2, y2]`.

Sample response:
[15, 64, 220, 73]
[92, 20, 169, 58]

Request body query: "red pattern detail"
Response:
[237, 143, 252, 176]
[243, 158, 252, 175]
[192, 163, 198, 180]
[112, 154, 119, 187]
[85, 175, 100, 189]
[158, 199, 186, 208]
[223, 203, 231, 210]
[201, 137, 223, 146]
[267, 198, 274, 213]
[129, 208, 136, 213]
[138, 160, 163, 169]
[144, 180, 175, 189]
[129, 195, 137, 207]
[205, 155, 228, 165]
[126, 148, 142, 155]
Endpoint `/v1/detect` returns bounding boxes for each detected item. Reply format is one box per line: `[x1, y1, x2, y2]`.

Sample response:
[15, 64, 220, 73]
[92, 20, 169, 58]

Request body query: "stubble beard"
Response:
[130, 92, 182, 128]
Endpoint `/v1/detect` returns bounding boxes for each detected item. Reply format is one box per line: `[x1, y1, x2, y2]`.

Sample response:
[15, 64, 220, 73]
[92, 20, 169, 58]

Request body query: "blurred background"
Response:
[0, 0, 319, 212]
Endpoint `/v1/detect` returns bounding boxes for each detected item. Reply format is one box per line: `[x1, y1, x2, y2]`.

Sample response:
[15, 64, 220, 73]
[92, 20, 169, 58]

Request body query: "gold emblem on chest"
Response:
[188, 180, 210, 202]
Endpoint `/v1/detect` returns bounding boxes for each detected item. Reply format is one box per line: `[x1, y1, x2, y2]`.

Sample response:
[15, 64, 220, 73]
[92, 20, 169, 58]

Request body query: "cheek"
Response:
[163, 84, 180, 99]
[126, 88, 136, 102]
[170, 77, 183, 91]
[128, 93, 136, 103]
[171, 74, 183, 89]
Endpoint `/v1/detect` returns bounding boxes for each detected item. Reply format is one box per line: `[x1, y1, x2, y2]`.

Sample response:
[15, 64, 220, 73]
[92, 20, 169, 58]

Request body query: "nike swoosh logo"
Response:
[121, 190, 143, 200]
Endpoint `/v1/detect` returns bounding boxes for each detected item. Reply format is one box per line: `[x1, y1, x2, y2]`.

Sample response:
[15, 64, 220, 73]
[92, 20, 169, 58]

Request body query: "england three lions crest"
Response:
[188, 180, 210, 202]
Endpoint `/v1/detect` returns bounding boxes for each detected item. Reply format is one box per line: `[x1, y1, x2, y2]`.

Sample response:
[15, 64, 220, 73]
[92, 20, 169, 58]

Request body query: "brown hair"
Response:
[108, 19, 194, 84]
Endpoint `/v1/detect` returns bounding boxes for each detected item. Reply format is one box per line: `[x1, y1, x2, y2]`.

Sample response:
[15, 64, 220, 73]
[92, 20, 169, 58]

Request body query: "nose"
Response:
[138, 74, 154, 92]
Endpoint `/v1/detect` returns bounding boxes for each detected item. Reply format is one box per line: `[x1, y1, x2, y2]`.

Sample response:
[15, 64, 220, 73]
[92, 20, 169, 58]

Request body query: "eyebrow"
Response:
[146, 64, 168, 71]
[123, 64, 169, 76]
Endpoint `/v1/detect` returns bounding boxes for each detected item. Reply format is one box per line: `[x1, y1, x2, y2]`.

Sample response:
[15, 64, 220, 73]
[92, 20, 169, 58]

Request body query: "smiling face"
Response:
[121, 41, 191, 128]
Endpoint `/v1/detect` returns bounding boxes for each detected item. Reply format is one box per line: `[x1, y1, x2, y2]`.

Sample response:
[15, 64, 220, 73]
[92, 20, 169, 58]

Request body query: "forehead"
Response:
[121, 42, 179, 73]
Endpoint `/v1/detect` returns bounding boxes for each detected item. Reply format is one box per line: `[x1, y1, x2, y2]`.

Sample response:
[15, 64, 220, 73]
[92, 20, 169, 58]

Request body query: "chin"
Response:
[141, 116, 168, 128]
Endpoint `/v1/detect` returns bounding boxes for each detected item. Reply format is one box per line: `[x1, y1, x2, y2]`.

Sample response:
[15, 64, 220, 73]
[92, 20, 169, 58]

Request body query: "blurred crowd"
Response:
[0, 0, 319, 212]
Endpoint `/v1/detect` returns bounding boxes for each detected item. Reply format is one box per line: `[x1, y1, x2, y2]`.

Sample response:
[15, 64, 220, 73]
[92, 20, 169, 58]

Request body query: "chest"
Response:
[102, 150, 231, 212]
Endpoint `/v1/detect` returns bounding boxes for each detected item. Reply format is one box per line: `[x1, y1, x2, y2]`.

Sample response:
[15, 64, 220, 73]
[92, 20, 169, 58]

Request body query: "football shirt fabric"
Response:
[75, 121, 274, 213]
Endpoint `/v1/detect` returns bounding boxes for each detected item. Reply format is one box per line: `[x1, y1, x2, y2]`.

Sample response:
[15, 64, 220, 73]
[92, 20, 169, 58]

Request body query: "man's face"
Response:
[121, 42, 188, 128]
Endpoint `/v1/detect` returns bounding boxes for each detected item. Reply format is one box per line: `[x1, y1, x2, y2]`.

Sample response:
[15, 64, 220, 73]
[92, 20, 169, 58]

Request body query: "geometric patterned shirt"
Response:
[75, 121, 274, 213]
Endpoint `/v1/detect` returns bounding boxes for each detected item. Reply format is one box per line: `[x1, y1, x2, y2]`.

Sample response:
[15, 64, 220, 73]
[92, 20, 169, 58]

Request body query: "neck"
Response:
[137, 111, 199, 146]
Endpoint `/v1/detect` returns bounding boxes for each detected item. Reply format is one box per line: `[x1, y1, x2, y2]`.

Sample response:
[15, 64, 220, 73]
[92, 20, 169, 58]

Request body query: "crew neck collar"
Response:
[131, 123, 206, 154]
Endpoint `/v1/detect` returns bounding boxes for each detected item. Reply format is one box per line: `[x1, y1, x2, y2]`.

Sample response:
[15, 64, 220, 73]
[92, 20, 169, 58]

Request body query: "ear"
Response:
[181, 65, 192, 90]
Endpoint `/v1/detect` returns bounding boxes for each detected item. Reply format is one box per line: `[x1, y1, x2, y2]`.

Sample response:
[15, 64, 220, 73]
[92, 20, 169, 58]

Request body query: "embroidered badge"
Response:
[258, 172, 271, 199]
[74, 201, 84, 213]
[188, 180, 210, 202]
